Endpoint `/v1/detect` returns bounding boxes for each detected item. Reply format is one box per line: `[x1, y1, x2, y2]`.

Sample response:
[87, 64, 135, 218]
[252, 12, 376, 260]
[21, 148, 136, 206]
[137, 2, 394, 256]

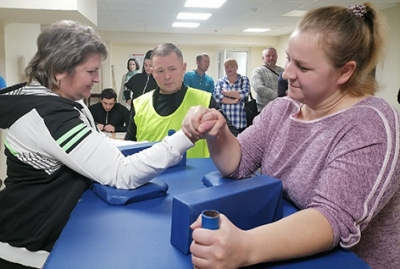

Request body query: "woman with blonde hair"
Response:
[213, 58, 250, 132]
[183, 3, 399, 268]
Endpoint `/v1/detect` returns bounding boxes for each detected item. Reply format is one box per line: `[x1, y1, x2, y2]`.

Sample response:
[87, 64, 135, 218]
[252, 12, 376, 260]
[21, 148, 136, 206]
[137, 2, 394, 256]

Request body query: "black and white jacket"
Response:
[0, 82, 192, 268]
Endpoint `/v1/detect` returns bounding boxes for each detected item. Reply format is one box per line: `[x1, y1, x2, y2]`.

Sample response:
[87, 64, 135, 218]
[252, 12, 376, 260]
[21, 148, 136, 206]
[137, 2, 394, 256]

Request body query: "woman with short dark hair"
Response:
[0, 20, 192, 268]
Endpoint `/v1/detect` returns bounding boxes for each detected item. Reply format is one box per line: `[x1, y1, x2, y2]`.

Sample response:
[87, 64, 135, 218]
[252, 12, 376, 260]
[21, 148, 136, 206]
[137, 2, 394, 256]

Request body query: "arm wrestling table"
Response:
[43, 158, 370, 269]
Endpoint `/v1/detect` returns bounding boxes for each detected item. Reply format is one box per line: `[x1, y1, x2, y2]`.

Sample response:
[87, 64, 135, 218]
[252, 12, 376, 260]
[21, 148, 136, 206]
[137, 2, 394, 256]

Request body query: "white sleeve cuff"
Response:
[163, 129, 194, 155]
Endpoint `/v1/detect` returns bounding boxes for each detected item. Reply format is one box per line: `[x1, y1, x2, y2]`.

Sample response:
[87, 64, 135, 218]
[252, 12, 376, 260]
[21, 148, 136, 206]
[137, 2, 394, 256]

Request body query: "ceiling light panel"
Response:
[172, 22, 200, 28]
[243, 28, 271, 33]
[282, 10, 308, 17]
[177, 13, 211, 20]
[184, 0, 227, 9]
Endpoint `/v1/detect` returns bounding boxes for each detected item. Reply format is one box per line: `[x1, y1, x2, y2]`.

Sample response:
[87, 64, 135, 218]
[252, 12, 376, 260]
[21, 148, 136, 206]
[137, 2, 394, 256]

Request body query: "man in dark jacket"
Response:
[89, 88, 130, 132]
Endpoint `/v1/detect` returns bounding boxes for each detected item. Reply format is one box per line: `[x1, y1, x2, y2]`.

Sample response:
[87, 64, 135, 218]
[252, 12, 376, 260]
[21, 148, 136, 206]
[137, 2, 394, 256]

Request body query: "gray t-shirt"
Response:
[234, 96, 400, 268]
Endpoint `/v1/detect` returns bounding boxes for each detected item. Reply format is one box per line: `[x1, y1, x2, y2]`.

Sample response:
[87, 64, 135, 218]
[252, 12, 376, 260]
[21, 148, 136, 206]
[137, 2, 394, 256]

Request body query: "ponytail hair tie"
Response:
[348, 5, 367, 19]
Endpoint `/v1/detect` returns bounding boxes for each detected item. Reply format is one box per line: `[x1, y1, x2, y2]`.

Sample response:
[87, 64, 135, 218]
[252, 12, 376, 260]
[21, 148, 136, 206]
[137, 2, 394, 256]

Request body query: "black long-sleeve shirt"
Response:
[124, 73, 158, 102]
[125, 85, 239, 141]
[89, 102, 130, 132]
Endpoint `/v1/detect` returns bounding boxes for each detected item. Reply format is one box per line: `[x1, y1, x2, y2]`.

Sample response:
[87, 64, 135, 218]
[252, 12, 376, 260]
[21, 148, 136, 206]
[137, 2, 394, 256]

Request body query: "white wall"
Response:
[276, 34, 291, 68]
[0, 23, 40, 182]
[0, 22, 5, 78]
[4, 23, 41, 85]
[376, 6, 400, 111]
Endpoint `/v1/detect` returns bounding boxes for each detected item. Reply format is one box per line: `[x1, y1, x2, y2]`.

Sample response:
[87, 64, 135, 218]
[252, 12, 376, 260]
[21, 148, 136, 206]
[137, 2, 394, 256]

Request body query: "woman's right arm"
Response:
[207, 123, 241, 176]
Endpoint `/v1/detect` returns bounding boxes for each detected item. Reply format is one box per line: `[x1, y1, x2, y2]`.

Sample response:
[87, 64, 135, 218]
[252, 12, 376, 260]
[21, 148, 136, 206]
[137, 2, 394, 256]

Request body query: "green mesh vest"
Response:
[133, 87, 211, 158]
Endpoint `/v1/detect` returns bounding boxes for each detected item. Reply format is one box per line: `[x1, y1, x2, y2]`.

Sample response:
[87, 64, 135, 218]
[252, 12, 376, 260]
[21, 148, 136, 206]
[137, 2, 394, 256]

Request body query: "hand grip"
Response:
[201, 209, 220, 230]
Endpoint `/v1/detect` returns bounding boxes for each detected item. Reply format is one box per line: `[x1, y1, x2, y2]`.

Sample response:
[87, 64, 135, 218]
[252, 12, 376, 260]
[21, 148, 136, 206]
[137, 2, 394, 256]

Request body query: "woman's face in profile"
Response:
[55, 53, 102, 100]
[283, 30, 342, 106]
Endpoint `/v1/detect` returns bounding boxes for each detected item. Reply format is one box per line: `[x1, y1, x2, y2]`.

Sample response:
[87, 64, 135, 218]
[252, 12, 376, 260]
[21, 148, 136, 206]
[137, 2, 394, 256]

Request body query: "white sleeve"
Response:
[43, 128, 193, 189]
[8, 105, 193, 189]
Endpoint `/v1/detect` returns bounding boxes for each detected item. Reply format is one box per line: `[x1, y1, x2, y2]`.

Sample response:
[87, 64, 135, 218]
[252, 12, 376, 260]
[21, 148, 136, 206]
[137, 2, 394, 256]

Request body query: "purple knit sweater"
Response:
[234, 96, 400, 268]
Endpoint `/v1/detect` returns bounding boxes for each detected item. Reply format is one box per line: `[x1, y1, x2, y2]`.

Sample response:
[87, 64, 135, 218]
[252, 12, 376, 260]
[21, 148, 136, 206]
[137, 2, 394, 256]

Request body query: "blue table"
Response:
[44, 158, 370, 269]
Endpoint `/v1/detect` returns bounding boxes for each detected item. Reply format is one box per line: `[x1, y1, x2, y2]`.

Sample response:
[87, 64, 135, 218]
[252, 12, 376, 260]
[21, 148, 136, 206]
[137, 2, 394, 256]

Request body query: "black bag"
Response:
[244, 91, 258, 127]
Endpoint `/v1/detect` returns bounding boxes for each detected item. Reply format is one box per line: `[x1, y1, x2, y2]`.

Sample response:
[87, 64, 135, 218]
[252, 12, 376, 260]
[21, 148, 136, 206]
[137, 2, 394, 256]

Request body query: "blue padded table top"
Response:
[44, 158, 370, 269]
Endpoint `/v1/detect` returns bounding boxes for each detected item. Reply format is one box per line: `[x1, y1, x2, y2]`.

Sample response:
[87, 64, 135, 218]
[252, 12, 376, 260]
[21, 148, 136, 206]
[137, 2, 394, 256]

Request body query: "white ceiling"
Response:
[97, 0, 400, 37]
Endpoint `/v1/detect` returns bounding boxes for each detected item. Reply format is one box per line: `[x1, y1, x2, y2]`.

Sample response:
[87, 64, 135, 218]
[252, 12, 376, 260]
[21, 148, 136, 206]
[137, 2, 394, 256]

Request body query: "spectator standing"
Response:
[124, 50, 157, 105]
[251, 47, 284, 112]
[119, 58, 139, 105]
[184, 53, 214, 94]
[213, 58, 250, 132]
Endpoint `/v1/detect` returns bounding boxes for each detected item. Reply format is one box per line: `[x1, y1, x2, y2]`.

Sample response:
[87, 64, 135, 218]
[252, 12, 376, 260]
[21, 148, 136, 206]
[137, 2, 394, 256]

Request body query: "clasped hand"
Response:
[182, 106, 226, 142]
[97, 123, 115, 133]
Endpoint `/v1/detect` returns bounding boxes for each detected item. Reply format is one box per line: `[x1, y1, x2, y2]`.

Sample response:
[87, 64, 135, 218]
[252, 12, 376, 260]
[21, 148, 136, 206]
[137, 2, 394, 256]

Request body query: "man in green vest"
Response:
[125, 43, 237, 158]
